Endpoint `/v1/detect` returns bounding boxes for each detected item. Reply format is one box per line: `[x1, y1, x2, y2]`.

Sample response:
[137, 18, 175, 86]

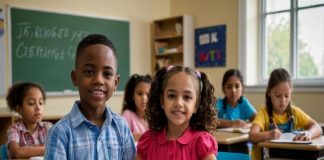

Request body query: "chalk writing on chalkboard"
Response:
[10, 7, 130, 94]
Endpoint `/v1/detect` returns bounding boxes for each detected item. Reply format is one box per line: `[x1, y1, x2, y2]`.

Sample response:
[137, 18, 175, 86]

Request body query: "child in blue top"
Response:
[216, 69, 256, 128]
[44, 34, 136, 160]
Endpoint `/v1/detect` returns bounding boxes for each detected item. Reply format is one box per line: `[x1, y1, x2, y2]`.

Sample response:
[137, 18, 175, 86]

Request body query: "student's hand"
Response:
[268, 129, 282, 140]
[232, 120, 247, 128]
[293, 131, 311, 141]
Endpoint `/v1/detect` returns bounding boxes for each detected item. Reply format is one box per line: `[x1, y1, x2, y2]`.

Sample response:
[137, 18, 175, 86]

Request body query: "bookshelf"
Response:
[151, 15, 194, 73]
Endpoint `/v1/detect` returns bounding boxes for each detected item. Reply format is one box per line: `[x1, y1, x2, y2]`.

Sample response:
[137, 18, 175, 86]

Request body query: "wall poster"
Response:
[195, 24, 226, 67]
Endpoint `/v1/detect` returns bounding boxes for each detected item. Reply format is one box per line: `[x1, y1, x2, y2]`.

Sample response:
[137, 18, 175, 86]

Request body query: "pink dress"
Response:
[122, 109, 148, 134]
[137, 127, 218, 160]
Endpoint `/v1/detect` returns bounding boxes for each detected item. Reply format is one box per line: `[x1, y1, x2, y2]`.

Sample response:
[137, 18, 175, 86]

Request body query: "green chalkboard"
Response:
[10, 7, 129, 93]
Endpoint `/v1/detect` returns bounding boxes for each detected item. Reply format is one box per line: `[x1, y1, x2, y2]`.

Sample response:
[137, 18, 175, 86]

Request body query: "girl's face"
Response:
[223, 76, 243, 106]
[268, 82, 292, 115]
[133, 82, 150, 115]
[162, 72, 198, 129]
[19, 87, 44, 125]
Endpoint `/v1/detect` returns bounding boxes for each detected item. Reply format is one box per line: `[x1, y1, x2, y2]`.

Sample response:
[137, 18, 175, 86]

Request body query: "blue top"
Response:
[44, 101, 136, 160]
[216, 96, 256, 121]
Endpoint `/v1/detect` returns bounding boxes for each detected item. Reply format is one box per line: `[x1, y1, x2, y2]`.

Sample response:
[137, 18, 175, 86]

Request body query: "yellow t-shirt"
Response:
[251, 105, 311, 160]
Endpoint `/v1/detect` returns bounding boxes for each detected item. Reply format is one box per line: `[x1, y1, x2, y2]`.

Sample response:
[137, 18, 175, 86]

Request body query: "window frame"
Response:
[239, 0, 324, 92]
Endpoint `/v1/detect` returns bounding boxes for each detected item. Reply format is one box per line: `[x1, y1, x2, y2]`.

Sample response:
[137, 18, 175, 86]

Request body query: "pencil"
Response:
[272, 118, 278, 129]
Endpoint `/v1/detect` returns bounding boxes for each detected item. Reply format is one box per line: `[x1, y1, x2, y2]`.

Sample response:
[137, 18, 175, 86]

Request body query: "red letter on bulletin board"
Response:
[195, 25, 226, 67]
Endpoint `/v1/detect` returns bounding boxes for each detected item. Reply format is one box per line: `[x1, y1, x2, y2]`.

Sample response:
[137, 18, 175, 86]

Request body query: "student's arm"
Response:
[249, 114, 256, 123]
[203, 154, 216, 160]
[294, 118, 323, 141]
[8, 141, 44, 158]
[249, 123, 281, 142]
[218, 119, 248, 128]
[136, 155, 142, 160]
[132, 132, 142, 141]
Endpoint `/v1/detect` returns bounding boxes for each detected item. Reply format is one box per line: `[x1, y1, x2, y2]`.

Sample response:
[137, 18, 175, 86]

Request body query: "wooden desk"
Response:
[259, 136, 324, 160]
[214, 131, 250, 153]
[0, 109, 14, 147]
[0, 109, 62, 146]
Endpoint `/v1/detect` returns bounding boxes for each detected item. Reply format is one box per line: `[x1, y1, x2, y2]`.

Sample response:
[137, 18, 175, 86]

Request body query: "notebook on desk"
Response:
[217, 127, 250, 134]
[269, 132, 312, 144]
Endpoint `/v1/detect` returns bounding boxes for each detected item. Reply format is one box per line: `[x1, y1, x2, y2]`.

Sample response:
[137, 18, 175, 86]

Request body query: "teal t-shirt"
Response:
[216, 96, 256, 121]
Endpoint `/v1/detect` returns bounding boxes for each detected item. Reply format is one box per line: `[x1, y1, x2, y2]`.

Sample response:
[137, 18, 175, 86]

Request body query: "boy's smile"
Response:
[72, 44, 119, 112]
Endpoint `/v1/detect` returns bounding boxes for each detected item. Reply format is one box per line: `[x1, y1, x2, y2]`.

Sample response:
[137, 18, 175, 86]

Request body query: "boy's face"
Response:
[71, 44, 119, 110]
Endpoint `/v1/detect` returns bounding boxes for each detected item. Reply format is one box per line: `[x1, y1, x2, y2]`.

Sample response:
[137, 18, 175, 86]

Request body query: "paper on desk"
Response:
[29, 156, 44, 160]
[217, 127, 250, 134]
[269, 132, 312, 144]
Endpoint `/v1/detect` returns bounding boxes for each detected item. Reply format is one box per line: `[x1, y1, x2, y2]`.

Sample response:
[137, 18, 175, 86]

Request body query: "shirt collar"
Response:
[70, 101, 112, 128]
[157, 126, 194, 145]
[16, 121, 45, 132]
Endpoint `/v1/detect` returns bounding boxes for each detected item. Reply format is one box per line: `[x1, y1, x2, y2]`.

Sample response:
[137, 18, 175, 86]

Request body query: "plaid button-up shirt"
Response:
[7, 121, 52, 146]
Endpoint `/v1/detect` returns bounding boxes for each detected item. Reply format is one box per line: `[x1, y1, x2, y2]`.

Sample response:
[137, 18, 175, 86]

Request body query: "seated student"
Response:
[249, 68, 323, 160]
[44, 34, 136, 159]
[216, 69, 256, 128]
[122, 74, 152, 141]
[6, 82, 52, 159]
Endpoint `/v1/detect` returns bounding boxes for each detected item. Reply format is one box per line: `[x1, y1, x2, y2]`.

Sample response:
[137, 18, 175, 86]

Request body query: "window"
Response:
[240, 0, 324, 91]
[262, 0, 324, 81]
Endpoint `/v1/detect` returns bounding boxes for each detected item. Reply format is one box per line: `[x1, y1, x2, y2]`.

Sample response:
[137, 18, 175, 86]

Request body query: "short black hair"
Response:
[6, 82, 46, 112]
[75, 34, 117, 67]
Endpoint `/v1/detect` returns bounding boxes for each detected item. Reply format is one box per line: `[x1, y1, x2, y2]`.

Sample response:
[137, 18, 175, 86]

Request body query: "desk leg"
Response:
[218, 142, 248, 154]
[268, 148, 324, 160]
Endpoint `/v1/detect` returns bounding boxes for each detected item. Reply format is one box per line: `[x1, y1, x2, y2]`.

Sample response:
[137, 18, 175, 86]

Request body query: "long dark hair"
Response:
[122, 74, 152, 113]
[221, 69, 244, 110]
[266, 68, 293, 124]
[145, 66, 217, 133]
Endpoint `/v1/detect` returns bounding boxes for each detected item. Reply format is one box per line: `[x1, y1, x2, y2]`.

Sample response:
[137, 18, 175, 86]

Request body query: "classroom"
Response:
[0, 0, 324, 159]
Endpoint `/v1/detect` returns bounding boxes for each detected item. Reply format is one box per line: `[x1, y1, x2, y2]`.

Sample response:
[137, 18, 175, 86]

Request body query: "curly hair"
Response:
[266, 68, 293, 125]
[145, 66, 218, 133]
[6, 82, 46, 112]
[122, 74, 152, 113]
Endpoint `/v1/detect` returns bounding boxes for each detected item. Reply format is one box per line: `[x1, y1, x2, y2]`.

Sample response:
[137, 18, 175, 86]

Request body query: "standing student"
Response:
[249, 68, 323, 160]
[44, 34, 136, 160]
[216, 69, 256, 128]
[137, 66, 218, 160]
[6, 82, 52, 159]
[122, 74, 152, 141]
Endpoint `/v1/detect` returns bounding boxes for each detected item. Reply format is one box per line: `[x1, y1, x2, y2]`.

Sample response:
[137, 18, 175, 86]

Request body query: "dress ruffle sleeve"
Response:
[197, 132, 218, 159]
[136, 130, 153, 160]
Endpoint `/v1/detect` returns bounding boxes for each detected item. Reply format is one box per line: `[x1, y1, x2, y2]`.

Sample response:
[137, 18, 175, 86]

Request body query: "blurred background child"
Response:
[6, 82, 52, 159]
[122, 74, 152, 141]
[249, 68, 323, 160]
[137, 66, 218, 160]
[216, 69, 256, 128]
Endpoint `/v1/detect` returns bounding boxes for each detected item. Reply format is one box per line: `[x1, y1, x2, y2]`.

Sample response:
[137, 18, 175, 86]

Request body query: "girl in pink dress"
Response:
[122, 74, 152, 141]
[137, 66, 218, 160]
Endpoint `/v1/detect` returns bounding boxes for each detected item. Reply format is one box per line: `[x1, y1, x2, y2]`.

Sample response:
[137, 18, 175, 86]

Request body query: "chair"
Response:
[217, 152, 250, 160]
[0, 144, 8, 160]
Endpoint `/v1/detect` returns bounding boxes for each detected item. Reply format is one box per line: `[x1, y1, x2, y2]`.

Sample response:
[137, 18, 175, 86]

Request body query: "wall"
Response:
[0, 0, 170, 115]
[170, 0, 324, 122]
[1, 0, 323, 122]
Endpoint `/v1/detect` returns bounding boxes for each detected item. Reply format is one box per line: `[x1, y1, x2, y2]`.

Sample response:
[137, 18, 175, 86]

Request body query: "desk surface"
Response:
[214, 131, 249, 145]
[259, 135, 324, 151]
